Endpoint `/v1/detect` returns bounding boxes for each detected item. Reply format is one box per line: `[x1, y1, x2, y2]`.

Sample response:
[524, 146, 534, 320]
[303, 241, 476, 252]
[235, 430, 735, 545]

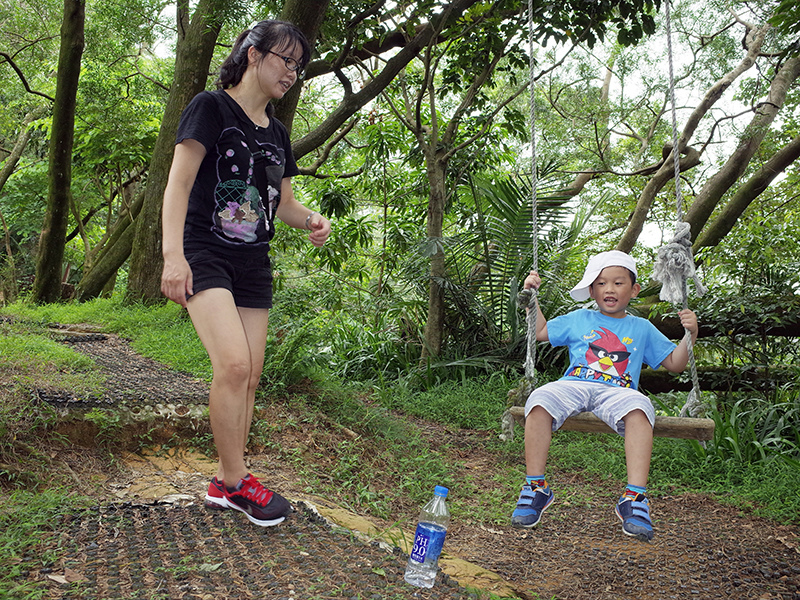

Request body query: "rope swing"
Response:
[502, 0, 715, 441]
[498, 0, 540, 442]
[652, 0, 708, 418]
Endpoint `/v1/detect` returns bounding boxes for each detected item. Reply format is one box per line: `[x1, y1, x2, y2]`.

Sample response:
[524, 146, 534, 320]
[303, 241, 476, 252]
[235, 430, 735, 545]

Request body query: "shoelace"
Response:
[239, 477, 273, 506]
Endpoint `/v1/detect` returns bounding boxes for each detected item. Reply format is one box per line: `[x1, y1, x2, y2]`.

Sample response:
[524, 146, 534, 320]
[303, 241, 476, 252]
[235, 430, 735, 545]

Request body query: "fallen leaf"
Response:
[64, 568, 85, 583]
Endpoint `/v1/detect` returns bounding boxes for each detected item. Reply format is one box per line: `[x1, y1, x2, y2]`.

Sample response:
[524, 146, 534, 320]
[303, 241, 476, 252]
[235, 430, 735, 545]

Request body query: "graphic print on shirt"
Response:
[212, 127, 283, 244]
[565, 327, 635, 388]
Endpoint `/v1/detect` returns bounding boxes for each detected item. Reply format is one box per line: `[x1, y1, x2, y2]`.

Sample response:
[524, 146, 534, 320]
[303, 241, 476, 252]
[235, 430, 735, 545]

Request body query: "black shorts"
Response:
[185, 248, 273, 309]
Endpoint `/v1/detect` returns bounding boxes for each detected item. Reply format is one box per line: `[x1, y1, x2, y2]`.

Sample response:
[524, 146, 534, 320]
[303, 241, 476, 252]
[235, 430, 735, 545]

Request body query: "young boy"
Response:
[511, 250, 698, 541]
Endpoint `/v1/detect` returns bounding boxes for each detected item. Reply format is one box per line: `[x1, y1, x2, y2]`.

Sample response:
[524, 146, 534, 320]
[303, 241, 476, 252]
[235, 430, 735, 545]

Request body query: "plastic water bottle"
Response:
[404, 486, 450, 588]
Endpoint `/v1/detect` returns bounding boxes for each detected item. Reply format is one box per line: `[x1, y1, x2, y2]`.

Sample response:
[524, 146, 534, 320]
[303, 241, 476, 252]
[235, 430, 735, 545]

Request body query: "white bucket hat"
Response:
[570, 250, 638, 301]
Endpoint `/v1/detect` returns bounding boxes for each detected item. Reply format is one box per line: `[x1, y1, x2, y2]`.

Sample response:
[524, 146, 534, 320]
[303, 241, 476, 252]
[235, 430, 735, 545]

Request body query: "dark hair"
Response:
[216, 20, 311, 89]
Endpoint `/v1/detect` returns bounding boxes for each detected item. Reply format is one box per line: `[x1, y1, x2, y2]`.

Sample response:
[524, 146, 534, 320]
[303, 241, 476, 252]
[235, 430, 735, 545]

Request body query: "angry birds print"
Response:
[586, 328, 632, 378]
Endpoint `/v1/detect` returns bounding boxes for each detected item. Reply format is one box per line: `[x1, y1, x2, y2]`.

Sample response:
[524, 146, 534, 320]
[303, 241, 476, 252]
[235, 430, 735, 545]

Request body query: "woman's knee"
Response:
[212, 355, 253, 389]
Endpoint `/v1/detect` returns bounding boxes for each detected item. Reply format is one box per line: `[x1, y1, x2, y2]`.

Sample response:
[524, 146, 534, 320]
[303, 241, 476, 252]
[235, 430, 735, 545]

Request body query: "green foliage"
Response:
[532, 0, 660, 48]
[699, 394, 800, 466]
[0, 490, 88, 600]
[769, 0, 800, 42]
[323, 310, 421, 382]
[374, 376, 512, 430]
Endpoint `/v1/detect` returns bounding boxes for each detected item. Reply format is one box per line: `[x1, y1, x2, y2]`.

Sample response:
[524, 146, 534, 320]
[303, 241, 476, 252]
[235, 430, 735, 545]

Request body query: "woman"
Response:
[160, 20, 330, 527]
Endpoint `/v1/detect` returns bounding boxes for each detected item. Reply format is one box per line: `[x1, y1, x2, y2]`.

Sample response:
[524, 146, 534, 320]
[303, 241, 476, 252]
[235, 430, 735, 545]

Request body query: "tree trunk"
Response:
[32, 0, 84, 304]
[694, 133, 800, 250]
[647, 301, 800, 340]
[74, 190, 145, 301]
[685, 55, 800, 240]
[275, 0, 330, 136]
[616, 146, 701, 253]
[615, 22, 768, 252]
[639, 365, 794, 394]
[421, 155, 448, 359]
[125, 0, 226, 304]
[0, 108, 47, 195]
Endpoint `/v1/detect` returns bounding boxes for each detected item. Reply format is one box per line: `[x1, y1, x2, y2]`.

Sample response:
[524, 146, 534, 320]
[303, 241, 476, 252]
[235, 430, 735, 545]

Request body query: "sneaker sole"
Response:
[223, 497, 287, 527]
[204, 494, 228, 510]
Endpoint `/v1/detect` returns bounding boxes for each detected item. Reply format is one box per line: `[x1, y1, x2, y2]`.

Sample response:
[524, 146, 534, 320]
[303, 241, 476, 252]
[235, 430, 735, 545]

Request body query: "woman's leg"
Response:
[236, 306, 271, 460]
[186, 288, 269, 487]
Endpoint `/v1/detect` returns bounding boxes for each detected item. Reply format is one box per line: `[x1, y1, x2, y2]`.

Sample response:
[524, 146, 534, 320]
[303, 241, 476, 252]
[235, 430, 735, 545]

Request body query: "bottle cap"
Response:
[434, 486, 449, 497]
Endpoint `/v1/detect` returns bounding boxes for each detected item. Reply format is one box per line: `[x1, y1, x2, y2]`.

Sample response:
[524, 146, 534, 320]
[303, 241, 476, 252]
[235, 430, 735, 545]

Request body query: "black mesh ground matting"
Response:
[19, 501, 476, 600]
[38, 332, 210, 409]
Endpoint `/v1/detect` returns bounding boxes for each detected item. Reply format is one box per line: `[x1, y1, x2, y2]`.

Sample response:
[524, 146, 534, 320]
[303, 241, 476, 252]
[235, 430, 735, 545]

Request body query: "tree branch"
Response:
[0, 52, 55, 102]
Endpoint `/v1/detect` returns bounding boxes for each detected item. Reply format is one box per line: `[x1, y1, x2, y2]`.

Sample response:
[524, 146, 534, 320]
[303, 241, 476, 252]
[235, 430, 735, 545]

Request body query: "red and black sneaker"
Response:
[204, 477, 228, 510]
[223, 474, 292, 527]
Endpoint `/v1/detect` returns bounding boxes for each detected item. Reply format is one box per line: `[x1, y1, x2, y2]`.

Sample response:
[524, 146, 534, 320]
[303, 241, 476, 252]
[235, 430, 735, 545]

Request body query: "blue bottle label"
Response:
[410, 522, 446, 563]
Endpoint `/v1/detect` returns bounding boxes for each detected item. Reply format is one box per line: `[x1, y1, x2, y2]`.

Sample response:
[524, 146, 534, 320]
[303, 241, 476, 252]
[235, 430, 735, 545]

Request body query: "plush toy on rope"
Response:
[652, 221, 709, 419]
[652, 221, 707, 304]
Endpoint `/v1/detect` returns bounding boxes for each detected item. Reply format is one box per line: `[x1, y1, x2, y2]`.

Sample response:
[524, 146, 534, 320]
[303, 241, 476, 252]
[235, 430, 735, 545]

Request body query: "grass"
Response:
[2, 297, 212, 380]
[374, 375, 800, 524]
[0, 489, 89, 600]
[0, 298, 798, 599]
[0, 323, 106, 396]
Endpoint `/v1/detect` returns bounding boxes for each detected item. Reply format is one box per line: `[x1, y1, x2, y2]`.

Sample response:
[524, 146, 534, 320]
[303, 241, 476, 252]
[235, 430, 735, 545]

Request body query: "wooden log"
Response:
[507, 406, 715, 441]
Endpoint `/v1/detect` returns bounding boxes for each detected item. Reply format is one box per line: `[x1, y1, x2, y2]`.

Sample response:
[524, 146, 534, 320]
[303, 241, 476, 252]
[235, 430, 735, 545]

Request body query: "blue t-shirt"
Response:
[547, 309, 676, 390]
[175, 90, 299, 256]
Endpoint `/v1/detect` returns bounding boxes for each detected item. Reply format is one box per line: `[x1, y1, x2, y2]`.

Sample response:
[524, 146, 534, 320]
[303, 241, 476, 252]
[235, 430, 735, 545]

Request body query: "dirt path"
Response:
[17, 331, 800, 599]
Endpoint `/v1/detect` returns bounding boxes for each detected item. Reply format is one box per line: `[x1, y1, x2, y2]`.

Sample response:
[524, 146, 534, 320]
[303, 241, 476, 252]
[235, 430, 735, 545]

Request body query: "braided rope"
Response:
[500, 0, 539, 441]
[525, 0, 539, 385]
[655, 0, 707, 418]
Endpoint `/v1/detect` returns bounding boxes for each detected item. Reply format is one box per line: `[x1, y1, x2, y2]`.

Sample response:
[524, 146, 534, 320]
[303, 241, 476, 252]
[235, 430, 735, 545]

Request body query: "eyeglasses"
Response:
[266, 50, 305, 78]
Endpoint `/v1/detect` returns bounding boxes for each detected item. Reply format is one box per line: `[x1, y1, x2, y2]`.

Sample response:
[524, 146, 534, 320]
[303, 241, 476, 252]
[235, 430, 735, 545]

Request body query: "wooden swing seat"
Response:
[508, 406, 715, 441]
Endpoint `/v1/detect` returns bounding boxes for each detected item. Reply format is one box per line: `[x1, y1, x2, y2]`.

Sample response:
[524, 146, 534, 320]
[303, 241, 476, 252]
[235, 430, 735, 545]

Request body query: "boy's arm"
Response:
[523, 271, 549, 342]
[660, 309, 698, 373]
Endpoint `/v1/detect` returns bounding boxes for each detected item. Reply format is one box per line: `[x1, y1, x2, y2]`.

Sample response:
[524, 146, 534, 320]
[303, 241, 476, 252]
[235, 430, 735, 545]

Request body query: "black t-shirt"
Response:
[175, 89, 299, 256]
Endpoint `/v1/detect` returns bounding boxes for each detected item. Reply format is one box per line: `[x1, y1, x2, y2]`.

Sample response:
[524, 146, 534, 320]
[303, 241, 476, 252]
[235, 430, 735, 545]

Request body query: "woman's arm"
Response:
[160, 139, 206, 307]
[275, 178, 331, 247]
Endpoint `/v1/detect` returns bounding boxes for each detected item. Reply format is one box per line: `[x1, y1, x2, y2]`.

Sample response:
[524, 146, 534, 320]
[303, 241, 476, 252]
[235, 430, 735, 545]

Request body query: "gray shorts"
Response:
[524, 379, 655, 436]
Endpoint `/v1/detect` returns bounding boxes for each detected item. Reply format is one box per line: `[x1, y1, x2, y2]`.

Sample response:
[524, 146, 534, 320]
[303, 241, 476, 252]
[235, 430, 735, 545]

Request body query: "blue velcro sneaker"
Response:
[615, 493, 653, 541]
[511, 483, 555, 528]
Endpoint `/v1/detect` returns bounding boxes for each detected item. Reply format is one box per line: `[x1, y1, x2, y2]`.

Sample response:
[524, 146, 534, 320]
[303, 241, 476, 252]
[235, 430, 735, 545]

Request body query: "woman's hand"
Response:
[161, 256, 193, 308]
[307, 212, 331, 247]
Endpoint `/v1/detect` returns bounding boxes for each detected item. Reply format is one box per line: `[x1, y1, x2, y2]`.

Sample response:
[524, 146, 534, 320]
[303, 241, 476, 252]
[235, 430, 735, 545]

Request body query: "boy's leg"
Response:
[524, 405, 553, 476]
[616, 408, 654, 541]
[622, 409, 652, 487]
[511, 406, 556, 528]
[512, 381, 592, 528]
